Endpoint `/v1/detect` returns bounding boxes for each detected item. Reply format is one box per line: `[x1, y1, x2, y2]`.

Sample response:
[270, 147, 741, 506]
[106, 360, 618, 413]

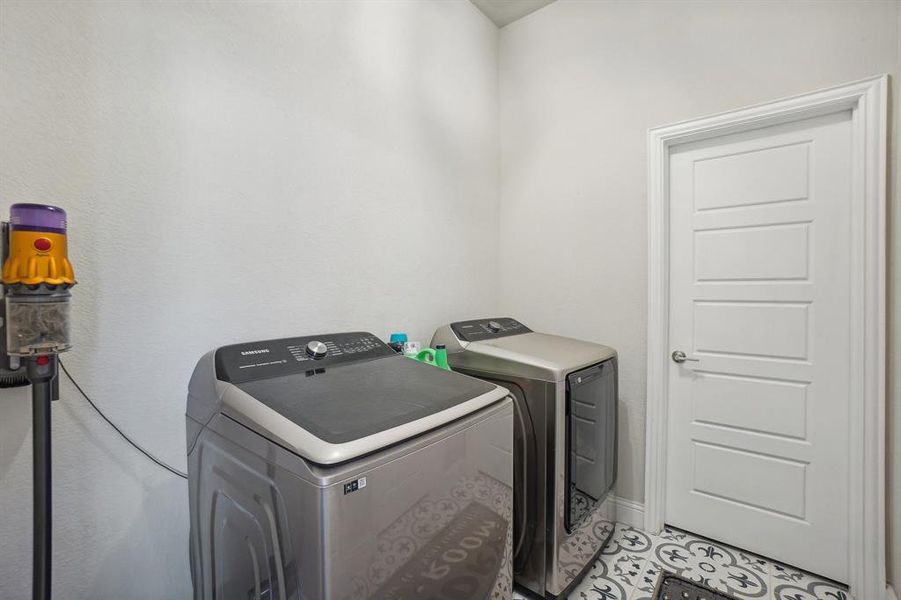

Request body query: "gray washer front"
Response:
[432, 318, 618, 599]
[186, 331, 514, 600]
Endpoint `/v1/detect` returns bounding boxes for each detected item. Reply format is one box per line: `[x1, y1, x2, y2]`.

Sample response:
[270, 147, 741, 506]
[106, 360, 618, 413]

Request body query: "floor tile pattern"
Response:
[513, 524, 849, 600]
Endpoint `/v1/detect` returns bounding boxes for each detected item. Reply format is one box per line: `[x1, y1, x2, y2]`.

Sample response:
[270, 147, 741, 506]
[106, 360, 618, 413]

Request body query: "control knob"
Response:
[306, 341, 328, 359]
[487, 320, 502, 332]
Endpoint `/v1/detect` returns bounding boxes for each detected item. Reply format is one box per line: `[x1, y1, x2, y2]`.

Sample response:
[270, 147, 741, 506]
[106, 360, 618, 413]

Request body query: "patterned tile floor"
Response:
[513, 524, 849, 600]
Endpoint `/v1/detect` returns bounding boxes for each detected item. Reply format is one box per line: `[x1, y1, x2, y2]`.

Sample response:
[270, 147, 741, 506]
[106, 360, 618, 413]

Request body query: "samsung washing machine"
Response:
[186, 331, 514, 600]
[432, 318, 618, 599]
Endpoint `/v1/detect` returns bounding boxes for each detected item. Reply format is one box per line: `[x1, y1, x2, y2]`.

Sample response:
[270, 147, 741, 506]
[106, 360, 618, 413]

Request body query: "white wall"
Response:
[0, 1, 498, 598]
[497, 0, 901, 581]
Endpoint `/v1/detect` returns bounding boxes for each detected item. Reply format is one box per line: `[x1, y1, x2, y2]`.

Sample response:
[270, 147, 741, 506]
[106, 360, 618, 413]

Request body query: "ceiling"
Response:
[469, 0, 556, 28]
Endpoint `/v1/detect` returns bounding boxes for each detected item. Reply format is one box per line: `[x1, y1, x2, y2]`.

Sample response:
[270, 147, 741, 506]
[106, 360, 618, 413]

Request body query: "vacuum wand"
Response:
[1, 204, 76, 600]
[28, 356, 56, 600]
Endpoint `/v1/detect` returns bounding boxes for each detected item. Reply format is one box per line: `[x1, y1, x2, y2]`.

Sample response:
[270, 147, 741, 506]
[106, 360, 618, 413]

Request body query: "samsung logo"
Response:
[241, 349, 270, 356]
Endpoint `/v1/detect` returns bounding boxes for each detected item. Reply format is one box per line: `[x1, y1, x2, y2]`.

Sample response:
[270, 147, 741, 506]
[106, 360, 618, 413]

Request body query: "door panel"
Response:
[666, 110, 852, 581]
[693, 301, 810, 359]
[694, 222, 810, 281]
[691, 373, 807, 439]
[693, 142, 810, 210]
[691, 442, 807, 519]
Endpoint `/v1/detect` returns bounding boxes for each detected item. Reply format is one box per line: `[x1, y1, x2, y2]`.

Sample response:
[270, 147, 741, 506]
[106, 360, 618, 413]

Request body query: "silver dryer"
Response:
[432, 318, 618, 599]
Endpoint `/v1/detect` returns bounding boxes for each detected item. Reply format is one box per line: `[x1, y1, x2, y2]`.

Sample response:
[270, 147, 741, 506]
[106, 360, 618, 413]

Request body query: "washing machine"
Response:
[432, 318, 618, 599]
[186, 331, 514, 600]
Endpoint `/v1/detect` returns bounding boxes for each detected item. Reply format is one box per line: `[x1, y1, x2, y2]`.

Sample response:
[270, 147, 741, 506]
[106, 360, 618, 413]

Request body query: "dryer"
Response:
[186, 331, 514, 600]
[432, 318, 617, 599]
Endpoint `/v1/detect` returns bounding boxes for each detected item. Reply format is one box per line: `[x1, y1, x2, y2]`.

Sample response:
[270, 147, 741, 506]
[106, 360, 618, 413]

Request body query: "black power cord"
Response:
[58, 360, 187, 480]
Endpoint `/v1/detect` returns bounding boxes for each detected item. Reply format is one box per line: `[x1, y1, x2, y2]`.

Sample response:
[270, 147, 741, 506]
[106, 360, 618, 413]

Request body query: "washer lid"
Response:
[213, 332, 505, 464]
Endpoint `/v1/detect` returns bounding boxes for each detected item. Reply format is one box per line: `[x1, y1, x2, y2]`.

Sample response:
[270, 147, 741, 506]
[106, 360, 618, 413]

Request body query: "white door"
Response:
[665, 109, 852, 582]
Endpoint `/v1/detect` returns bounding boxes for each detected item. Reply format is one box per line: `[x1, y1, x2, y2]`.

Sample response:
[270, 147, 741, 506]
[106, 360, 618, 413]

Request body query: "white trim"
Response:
[887, 584, 899, 600]
[644, 75, 888, 599]
[614, 496, 645, 529]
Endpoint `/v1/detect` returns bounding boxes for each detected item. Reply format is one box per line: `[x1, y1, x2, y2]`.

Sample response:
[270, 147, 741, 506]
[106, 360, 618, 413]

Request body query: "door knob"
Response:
[671, 350, 699, 364]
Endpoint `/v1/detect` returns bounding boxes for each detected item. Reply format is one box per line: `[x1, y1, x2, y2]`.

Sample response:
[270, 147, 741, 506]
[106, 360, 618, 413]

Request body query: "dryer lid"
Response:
[434, 320, 617, 382]
[213, 332, 505, 464]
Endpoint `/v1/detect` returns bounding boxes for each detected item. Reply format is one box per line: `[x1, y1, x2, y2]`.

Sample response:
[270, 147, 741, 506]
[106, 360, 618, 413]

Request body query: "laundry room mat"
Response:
[652, 572, 738, 600]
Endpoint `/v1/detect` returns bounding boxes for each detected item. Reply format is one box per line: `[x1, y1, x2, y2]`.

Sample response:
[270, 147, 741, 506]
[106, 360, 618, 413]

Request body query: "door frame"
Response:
[644, 75, 888, 599]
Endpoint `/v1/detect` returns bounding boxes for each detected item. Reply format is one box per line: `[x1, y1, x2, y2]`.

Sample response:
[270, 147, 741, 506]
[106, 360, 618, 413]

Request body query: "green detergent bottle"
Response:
[411, 344, 451, 371]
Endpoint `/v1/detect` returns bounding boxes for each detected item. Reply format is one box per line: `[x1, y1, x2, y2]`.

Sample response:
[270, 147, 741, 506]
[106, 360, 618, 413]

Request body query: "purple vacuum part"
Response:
[9, 203, 67, 233]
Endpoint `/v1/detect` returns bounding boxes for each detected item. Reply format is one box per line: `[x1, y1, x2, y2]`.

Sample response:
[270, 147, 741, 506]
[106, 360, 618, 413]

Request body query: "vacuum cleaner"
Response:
[0, 203, 76, 600]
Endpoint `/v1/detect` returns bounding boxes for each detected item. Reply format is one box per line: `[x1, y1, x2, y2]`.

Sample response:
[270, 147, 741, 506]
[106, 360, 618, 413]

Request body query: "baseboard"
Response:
[887, 584, 898, 600]
[614, 495, 645, 529]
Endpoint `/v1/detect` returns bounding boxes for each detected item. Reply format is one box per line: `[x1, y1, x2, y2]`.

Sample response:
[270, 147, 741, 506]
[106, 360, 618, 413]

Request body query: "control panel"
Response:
[450, 318, 531, 342]
[215, 332, 396, 383]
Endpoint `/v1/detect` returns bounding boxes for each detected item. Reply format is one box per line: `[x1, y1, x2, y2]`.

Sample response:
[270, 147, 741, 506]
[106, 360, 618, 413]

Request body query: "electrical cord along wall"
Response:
[58, 360, 187, 480]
